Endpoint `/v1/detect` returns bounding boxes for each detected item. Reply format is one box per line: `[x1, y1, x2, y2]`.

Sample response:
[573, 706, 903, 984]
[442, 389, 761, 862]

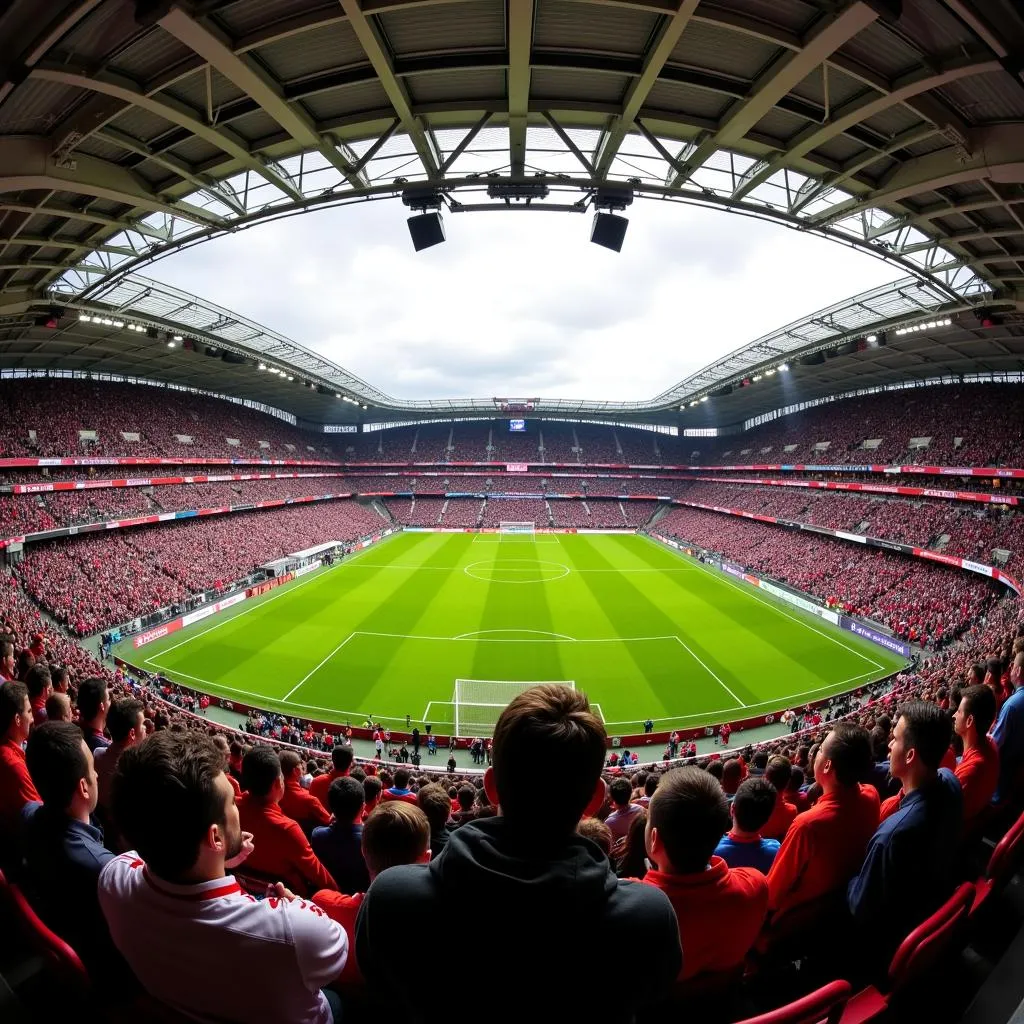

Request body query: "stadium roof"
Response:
[1, 0, 1023, 426]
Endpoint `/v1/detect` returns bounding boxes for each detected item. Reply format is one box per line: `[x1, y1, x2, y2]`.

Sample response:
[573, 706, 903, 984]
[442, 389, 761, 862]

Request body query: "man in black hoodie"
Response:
[355, 685, 681, 1019]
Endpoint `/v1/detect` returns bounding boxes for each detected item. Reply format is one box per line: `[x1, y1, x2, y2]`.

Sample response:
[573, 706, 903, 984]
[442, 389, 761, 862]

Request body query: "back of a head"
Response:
[644, 774, 659, 798]
[45, 692, 72, 723]
[765, 755, 792, 792]
[721, 758, 743, 790]
[327, 776, 365, 823]
[961, 684, 997, 736]
[731, 777, 777, 834]
[76, 677, 107, 722]
[577, 816, 613, 858]
[649, 766, 730, 874]
[492, 684, 606, 834]
[609, 776, 632, 808]
[26, 721, 88, 809]
[826, 722, 872, 787]
[706, 760, 724, 782]
[332, 744, 354, 773]
[106, 698, 144, 744]
[363, 775, 382, 804]
[0, 680, 27, 734]
[869, 726, 890, 762]
[751, 750, 769, 772]
[24, 663, 51, 700]
[393, 767, 410, 789]
[899, 701, 953, 771]
[416, 783, 451, 833]
[457, 784, 475, 811]
[279, 750, 302, 778]
[362, 801, 430, 876]
[241, 745, 282, 797]
[113, 731, 226, 881]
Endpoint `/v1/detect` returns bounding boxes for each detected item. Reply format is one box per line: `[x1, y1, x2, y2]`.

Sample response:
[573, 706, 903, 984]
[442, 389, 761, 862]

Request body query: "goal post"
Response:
[453, 678, 574, 736]
[499, 521, 535, 540]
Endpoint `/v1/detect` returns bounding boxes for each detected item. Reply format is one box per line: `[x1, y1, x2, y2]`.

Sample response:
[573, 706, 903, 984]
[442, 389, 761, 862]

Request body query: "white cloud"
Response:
[153, 199, 902, 401]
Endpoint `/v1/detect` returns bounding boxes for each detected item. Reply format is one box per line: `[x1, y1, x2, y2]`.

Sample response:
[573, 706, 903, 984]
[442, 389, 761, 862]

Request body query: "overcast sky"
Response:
[154, 199, 902, 402]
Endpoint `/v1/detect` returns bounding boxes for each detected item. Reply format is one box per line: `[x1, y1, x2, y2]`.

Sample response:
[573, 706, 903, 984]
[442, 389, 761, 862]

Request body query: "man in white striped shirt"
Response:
[98, 731, 347, 1024]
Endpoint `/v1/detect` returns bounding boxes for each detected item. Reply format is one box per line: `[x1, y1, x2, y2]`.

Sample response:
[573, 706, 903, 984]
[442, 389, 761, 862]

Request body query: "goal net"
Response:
[499, 521, 535, 541]
[452, 678, 575, 735]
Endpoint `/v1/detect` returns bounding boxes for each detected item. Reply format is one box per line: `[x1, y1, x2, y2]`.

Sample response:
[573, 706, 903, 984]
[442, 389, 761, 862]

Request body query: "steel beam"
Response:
[669, 1, 882, 187]
[507, 0, 535, 177]
[157, 7, 368, 189]
[336, 0, 440, 178]
[30, 65, 305, 201]
[593, 0, 702, 178]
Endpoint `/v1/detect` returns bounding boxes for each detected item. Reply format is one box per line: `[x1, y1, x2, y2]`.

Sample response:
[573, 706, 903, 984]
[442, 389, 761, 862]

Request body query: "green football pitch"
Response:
[123, 531, 906, 735]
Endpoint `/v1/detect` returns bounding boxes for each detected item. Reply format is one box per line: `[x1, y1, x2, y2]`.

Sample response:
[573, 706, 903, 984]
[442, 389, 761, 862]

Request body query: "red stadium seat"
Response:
[841, 883, 975, 1024]
[732, 980, 852, 1024]
[972, 808, 1024, 918]
[0, 872, 91, 999]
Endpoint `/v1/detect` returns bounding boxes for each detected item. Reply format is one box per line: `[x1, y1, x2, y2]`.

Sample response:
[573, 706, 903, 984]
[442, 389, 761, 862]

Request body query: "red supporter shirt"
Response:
[236, 794, 337, 896]
[955, 738, 1000, 826]
[310, 769, 347, 814]
[766, 783, 880, 915]
[280, 779, 332, 832]
[0, 738, 41, 834]
[642, 861, 767, 979]
[760, 793, 798, 841]
[312, 890, 364, 986]
[380, 789, 418, 806]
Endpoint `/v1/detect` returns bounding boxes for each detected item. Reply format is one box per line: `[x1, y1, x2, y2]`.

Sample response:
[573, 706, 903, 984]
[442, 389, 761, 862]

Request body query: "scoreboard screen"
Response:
[508, 419, 526, 432]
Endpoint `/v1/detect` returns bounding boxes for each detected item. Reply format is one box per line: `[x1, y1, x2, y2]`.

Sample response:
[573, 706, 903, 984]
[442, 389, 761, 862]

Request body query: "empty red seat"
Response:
[733, 980, 852, 1024]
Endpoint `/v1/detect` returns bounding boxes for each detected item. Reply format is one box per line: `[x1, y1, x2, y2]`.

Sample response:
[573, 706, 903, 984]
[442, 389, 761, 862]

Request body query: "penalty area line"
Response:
[282, 633, 357, 701]
[673, 636, 747, 709]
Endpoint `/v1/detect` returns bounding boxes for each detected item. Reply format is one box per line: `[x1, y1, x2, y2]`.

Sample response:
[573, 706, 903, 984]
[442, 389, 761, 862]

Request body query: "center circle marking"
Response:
[464, 559, 571, 584]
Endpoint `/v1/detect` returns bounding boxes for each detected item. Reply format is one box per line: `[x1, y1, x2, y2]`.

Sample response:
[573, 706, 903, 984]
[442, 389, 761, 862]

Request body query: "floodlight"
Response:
[866, 334, 877, 343]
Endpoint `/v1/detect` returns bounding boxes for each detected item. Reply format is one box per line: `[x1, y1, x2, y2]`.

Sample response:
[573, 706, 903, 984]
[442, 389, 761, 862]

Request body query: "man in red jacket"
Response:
[766, 723, 880, 918]
[953, 684, 1000, 827]
[279, 750, 331, 836]
[310, 745, 354, 813]
[642, 766, 767, 980]
[0, 681, 41, 839]
[236, 746, 337, 896]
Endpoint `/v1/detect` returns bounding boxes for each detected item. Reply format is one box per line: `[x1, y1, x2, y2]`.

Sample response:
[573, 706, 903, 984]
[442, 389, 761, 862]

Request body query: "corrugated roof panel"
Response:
[896, 0, 975, 52]
[936, 71, 1024, 122]
[838, 21, 924, 79]
[750, 107, 807, 144]
[787, 66, 865, 112]
[702, 0, 817, 36]
[58, 2, 142, 64]
[76, 135, 134, 163]
[807, 135, 865, 166]
[858, 103, 922, 141]
[225, 109, 281, 144]
[379, 0, 506, 55]
[109, 107, 179, 144]
[255, 21, 365, 81]
[530, 68, 628, 106]
[645, 80, 730, 122]
[534, 0, 659, 53]
[165, 136, 228, 168]
[670, 19, 779, 78]
[0, 79, 84, 133]
[407, 70, 505, 105]
[312, 80, 391, 119]
[114, 29, 196, 81]
[216, 0, 339, 38]
[165, 68, 247, 114]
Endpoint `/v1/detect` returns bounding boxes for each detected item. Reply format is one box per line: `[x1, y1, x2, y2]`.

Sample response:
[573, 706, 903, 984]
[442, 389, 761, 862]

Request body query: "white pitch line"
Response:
[353, 630, 682, 644]
[141, 537, 395, 663]
[673, 636, 747, 709]
[659, 538, 885, 670]
[282, 633, 357, 701]
[452, 628, 578, 641]
[343, 562, 693, 573]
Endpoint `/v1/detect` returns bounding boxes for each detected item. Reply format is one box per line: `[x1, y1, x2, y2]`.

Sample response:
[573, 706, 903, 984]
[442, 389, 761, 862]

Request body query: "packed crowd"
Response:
[694, 384, 1024, 468]
[0, 380, 339, 461]
[657, 506, 1000, 647]
[0, 585, 1022, 1021]
[15, 500, 385, 633]
[676, 481, 1023, 576]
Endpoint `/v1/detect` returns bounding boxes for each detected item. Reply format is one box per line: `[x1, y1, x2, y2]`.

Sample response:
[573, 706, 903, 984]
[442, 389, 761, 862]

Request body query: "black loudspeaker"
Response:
[407, 212, 446, 252]
[590, 212, 628, 252]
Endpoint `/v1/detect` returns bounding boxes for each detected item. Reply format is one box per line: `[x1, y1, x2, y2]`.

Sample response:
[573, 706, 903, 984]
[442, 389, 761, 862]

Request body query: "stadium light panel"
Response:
[78, 313, 89, 321]
[258, 363, 266, 370]
[866, 334, 877, 343]
[700, 395, 708, 402]
[167, 341, 176, 348]
[779, 363, 789, 371]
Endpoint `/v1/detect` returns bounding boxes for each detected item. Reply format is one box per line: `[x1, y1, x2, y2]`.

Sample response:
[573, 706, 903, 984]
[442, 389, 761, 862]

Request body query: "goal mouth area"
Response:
[434, 678, 605, 736]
